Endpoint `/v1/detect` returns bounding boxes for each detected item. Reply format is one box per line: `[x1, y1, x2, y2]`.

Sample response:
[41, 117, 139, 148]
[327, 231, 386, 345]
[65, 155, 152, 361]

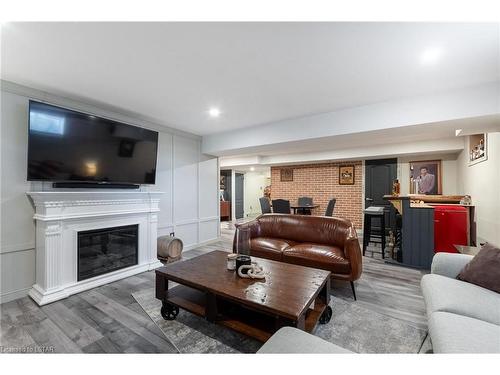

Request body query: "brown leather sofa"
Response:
[233, 214, 362, 299]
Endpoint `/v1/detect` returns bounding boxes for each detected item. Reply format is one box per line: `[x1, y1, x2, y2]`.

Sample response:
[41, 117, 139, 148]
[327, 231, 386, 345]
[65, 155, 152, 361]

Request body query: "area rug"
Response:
[132, 288, 427, 354]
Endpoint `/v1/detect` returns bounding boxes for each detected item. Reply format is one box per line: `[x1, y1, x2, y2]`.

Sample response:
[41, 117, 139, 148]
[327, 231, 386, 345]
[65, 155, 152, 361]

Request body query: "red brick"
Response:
[270, 162, 363, 229]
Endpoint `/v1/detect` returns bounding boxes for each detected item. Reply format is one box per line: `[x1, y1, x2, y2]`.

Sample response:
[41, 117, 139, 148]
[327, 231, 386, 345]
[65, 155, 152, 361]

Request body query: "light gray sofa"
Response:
[257, 327, 351, 353]
[421, 253, 500, 353]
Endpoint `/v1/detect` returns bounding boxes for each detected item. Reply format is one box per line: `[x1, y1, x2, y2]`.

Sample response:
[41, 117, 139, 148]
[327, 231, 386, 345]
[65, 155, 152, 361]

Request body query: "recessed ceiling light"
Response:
[208, 107, 221, 118]
[420, 47, 442, 65]
[250, 167, 255, 171]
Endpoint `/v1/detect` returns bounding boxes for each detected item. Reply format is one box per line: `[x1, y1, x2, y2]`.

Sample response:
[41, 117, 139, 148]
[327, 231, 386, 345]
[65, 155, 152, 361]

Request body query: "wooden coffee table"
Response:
[155, 250, 332, 342]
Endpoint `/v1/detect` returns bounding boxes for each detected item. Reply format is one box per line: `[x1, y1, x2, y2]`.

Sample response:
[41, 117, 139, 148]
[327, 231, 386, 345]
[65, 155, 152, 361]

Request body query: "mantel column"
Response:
[30, 220, 68, 304]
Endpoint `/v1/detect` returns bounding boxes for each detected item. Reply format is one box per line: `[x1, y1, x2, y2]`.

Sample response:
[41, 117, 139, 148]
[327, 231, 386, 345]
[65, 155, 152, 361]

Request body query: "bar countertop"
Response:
[383, 195, 475, 209]
[383, 194, 466, 204]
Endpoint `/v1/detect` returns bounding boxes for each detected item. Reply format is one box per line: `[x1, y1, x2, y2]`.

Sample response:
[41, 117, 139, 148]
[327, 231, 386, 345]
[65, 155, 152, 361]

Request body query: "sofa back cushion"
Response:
[457, 243, 500, 293]
[256, 214, 355, 247]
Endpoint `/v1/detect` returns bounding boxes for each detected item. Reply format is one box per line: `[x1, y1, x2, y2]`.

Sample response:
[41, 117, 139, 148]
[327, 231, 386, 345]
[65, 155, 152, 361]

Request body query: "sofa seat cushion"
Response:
[250, 237, 296, 261]
[257, 327, 352, 353]
[421, 274, 500, 326]
[283, 243, 350, 274]
[428, 312, 500, 353]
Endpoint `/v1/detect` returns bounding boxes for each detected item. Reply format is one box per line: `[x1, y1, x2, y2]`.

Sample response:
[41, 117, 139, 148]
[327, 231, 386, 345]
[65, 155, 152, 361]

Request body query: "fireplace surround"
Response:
[26, 191, 162, 305]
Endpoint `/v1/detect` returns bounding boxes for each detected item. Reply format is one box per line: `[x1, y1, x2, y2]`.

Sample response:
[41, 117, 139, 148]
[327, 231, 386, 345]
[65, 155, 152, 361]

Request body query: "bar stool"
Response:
[363, 206, 386, 259]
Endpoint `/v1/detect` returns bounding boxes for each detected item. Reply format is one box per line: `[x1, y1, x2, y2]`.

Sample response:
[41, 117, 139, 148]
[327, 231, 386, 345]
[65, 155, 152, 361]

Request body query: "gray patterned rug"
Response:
[132, 288, 427, 353]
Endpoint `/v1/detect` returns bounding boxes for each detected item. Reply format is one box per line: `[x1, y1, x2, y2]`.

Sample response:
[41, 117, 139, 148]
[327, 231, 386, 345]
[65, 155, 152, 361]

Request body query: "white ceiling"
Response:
[2, 22, 499, 136]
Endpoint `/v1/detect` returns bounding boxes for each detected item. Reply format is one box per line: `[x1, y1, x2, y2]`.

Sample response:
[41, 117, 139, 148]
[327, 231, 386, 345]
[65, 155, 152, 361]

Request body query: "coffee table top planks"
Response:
[155, 250, 330, 321]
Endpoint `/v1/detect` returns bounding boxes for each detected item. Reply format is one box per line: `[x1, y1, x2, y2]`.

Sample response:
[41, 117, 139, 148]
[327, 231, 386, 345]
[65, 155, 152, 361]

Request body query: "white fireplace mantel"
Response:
[26, 191, 163, 305]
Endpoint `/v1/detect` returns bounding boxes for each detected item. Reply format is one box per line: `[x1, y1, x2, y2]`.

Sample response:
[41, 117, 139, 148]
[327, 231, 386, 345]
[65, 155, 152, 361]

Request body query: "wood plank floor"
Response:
[0, 222, 427, 353]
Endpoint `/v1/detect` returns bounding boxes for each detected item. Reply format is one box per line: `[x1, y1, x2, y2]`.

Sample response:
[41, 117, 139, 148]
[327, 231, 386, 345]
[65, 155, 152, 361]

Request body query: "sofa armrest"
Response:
[431, 253, 474, 279]
[257, 327, 352, 353]
[343, 227, 362, 280]
[232, 219, 261, 253]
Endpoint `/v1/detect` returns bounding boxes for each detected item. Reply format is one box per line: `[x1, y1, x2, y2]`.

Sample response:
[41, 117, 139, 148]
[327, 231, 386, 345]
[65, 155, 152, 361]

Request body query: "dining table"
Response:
[290, 203, 320, 215]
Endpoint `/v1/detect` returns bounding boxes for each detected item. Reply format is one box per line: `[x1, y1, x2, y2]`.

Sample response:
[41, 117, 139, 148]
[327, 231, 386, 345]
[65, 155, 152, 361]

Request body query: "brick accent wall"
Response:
[270, 162, 363, 229]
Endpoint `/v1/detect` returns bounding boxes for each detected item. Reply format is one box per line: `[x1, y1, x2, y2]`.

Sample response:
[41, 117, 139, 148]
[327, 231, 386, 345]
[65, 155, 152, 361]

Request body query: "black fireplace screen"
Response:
[77, 224, 138, 281]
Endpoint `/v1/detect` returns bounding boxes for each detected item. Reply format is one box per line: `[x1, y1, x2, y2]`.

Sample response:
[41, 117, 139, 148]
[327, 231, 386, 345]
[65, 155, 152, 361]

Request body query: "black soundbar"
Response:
[52, 182, 140, 189]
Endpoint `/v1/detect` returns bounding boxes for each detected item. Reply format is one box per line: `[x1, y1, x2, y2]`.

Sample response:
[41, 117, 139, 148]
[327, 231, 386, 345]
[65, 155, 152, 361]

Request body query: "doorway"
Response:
[365, 158, 397, 230]
[234, 172, 245, 220]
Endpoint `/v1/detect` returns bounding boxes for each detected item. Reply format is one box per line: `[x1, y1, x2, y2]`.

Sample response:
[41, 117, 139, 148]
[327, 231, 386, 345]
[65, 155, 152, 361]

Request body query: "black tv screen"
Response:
[28, 101, 158, 185]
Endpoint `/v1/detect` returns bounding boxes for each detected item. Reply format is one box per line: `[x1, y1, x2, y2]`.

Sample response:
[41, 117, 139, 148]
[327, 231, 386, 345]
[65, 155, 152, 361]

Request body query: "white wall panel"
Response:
[1, 92, 35, 252]
[152, 132, 173, 229]
[0, 249, 35, 304]
[173, 136, 199, 223]
[157, 226, 174, 238]
[198, 157, 218, 219]
[174, 222, 199, 248]
[199, 219, 219, 243]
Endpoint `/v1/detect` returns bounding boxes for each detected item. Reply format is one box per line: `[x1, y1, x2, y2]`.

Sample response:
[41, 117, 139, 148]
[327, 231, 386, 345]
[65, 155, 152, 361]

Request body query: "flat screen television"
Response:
[27, 100, 158, 185]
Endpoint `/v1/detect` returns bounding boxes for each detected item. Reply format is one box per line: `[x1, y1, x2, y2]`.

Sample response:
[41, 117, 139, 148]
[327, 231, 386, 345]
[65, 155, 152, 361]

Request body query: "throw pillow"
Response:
[457, 243, 500, 293]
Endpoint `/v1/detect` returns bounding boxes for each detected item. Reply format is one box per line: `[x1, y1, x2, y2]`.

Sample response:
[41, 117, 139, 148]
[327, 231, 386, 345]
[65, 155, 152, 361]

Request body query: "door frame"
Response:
[364, 158, 398, 232]
[232, 170, 246, 221]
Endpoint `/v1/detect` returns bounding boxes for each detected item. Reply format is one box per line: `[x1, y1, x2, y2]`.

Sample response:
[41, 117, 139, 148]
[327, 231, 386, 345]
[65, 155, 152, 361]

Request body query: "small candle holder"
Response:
[227, 253, 237, 271]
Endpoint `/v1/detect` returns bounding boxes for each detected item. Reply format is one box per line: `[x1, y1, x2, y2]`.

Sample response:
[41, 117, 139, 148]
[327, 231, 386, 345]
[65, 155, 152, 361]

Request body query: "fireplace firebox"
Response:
[77, 224, 139, 281]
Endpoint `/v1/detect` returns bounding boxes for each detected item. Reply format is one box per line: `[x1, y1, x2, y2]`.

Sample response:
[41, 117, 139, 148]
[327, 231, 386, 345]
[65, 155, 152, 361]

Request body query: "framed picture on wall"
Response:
[280, 168, 293, 182]
[468, 133, 487, 166]
[339, 165, 355, 185]
[409, 160, 442, 195]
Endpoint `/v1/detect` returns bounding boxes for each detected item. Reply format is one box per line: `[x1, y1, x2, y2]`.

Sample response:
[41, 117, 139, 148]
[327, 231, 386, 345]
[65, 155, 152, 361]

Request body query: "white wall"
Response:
[244, 170, 270, 217]
[457, 132, 500, 245]
[397, 153, 459, 196]
[0, 83, 219, 303]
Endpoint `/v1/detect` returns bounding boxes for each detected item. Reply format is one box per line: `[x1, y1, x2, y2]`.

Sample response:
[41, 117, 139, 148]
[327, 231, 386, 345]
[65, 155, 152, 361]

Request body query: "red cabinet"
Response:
[434, 205, 469, 253]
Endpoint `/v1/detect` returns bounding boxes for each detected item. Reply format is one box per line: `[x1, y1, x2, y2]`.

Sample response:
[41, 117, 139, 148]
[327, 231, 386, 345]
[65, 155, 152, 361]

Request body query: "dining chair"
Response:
[272, 199, 291, 214]
[259, 197, 272, 214]
[325, 198, 337, 217]
[298, 196, 313, 215]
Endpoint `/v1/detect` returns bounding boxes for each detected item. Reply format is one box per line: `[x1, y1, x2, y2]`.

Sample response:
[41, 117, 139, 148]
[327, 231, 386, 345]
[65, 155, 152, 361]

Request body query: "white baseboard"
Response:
[0, 287, 32, 304]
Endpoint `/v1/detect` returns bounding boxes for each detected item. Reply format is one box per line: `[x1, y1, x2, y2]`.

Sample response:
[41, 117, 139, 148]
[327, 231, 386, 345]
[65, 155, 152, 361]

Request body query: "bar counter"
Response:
[382, 195, 475, 269]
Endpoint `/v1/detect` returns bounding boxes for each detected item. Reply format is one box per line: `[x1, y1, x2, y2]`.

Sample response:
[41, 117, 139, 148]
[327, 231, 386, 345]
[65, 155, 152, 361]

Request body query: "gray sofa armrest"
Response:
[257, 327, 352, 353]
[431, 253, 474, 279]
